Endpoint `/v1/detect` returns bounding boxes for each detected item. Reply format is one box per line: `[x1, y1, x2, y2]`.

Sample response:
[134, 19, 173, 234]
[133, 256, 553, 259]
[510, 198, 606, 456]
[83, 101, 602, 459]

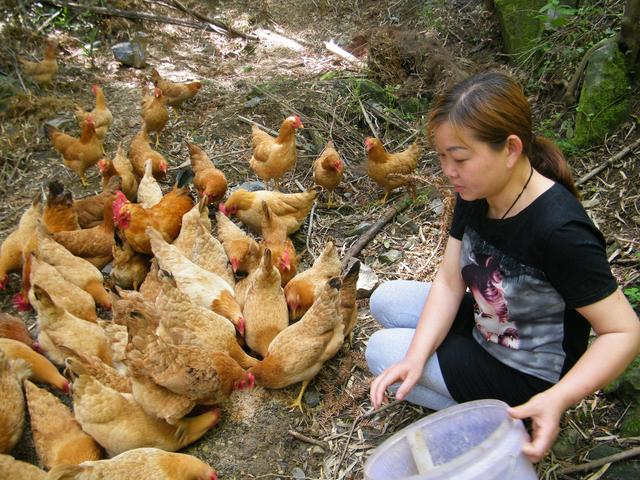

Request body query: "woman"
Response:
[366, 71, 640, 462]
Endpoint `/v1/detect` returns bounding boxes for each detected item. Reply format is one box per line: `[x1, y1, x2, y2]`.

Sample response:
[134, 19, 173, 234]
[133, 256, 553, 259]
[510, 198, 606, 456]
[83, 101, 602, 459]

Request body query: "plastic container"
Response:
[363, 399, 537, 480]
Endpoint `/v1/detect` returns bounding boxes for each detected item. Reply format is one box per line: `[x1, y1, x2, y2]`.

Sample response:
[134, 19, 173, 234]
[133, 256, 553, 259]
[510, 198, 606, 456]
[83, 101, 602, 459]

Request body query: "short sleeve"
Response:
[450, 195, 467, 240]
[542, 220, 618, 309]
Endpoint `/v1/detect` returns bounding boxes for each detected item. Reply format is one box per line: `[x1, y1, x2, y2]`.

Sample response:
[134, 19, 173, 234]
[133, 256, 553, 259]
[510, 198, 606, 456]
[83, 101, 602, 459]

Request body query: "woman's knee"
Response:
[365, 328, 414, 376]
[365, 330, 390, 376]
[369, 280, 430, 328]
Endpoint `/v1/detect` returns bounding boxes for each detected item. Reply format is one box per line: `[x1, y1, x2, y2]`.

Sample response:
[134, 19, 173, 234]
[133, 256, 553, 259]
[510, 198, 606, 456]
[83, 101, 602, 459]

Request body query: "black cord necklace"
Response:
[500, 165, 534, 219]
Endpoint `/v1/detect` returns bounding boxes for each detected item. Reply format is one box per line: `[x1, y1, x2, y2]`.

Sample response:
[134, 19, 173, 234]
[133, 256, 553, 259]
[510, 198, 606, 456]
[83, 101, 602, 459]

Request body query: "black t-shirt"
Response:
[437, 183, 618, 404]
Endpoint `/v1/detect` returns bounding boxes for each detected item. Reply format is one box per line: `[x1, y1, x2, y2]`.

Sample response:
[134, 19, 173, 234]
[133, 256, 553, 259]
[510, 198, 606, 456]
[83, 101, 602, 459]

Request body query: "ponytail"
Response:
[530, 136, 579, 199]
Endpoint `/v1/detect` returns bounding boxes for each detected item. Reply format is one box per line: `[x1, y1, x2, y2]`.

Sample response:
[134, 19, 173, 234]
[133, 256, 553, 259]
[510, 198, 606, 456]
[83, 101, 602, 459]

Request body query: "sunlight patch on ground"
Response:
[254, 28, 305, 52]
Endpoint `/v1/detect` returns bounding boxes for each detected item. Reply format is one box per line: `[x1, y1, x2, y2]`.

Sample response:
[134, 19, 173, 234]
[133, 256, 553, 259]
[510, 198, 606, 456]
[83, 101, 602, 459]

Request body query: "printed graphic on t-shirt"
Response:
[460, 227, 568, 383]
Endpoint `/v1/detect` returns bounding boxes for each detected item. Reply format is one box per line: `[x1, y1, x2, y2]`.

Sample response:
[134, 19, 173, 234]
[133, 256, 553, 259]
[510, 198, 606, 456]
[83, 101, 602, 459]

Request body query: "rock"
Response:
[621, 401, 640, 437]
[347, 78, 396, 108]
[347, 222, 372, 236]
[379, 249, 402, 264]
[356, 263, 379, 299]
[494, 0, 546, 56]
[234, 181, 266, 192]
[111, 33, 149, 68]
[244, 96, 263, 108]
[551, 427, 581, 459]
[303, 388, 320, 408]
[291, 467, 305, 480]
[604, 355, 640, 403]
[588, 445, 640, 480]
[573, 39, 631, 146]
[430, 198, 444, 216]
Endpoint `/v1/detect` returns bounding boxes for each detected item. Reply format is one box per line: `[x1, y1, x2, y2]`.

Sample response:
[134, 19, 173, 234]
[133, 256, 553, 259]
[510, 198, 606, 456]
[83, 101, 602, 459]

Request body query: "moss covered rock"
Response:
[604, 355, 640, 402]
[573, 39, 631, 147]
[621, 401, 640, 437]
[494, 0, 546, 56]
[347, 78, 397, 108]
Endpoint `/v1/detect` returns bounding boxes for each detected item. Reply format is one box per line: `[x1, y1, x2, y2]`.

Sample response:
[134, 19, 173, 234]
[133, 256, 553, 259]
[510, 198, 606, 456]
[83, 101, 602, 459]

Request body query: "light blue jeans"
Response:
[365, 280, 457, 410]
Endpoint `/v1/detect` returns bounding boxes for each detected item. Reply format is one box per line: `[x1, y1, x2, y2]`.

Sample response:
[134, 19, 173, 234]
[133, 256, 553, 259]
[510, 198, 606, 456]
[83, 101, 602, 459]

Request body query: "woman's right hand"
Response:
[370, 358, 424, 409]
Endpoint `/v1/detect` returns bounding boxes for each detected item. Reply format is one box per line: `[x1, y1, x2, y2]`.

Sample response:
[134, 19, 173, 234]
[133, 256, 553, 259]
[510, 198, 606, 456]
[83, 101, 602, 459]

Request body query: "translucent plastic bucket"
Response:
[364, 399, 537, 480]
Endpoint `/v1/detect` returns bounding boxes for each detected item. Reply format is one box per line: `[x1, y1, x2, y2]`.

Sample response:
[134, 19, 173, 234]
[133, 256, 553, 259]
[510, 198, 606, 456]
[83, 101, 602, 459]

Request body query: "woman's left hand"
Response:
[508, 391, 565, 463]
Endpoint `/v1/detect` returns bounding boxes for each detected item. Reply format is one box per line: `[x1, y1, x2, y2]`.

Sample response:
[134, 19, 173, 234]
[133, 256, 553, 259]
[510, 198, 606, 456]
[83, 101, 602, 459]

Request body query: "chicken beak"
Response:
[236, 317, 245, 336]
[230, 257, 239, 273]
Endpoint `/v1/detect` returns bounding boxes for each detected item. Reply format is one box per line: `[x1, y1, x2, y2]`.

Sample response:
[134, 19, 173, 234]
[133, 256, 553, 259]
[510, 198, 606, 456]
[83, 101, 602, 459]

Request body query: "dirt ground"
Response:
[1, 1, 639, 479]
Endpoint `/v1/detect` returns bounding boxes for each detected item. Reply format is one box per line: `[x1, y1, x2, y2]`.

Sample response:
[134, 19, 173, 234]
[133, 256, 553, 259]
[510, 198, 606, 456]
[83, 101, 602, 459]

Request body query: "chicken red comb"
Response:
[0, 274, 8, 289]
[218, 202, 228, 216]
[236, 316, 245, 336]
[91, 84, 98, 94]
[112, 190, 129, 218]
[247, 371, 255, 389]
[12, 293, 32, 312]
[210, 473, 218, 480]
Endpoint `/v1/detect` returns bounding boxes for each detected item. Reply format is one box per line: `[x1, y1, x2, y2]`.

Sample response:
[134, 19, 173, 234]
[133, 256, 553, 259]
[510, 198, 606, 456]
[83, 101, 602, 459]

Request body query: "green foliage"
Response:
[538, 0, 577, 30]
[625, 286, 640, 309]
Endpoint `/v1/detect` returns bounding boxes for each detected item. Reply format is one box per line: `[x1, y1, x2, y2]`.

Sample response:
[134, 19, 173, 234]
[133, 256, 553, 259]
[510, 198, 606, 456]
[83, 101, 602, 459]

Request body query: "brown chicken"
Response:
[313, 140, 344, 208]
[0, 193, 40, 289]
[220, 187, 319, 235]
[43, 181, 80, 233]
[137, 159, 162, 208]
[0, 338, 69, 392]
[365, 137, 422, 203]
[251, 277, 343, 410]
[189, 225, 235, 288]
[0, 312, 38, 350]
[111, 232, 150, 291]
[0, 454, 46, 479]
[72, 374, 220, 456]
[156, 272, 255, 368]
[151, 68, 202, 111]
[339, 260, 360, 344]
[242, 249, 289, 358]
[65, 349, 132, 394]
[74, 175, 122, 229]
[46, 118, 103, 186]
[112, 169, 194, 255]
[75, 85, 113, 141]
[148, 228, 244, 334]
[19, 40, 58, 87]
[46, 448, 218, 480]
[52, 196, 115, 269]
[30, 286, 111, 367]
[172, 196, 212, 256]
[187, 142, 228, 204]
[98, 145, 138, 201]
[139, 258, 162, 303]
[249, 115, 304, 190]
[284, 240, 342, 321]
[141, 86, 168, 147]
[0, 349, 26, 453]
[260, 201, 297, 286]
[215, 211, 260, 274]
[24, 380, 102, 469]
[128, 127, 169, 180]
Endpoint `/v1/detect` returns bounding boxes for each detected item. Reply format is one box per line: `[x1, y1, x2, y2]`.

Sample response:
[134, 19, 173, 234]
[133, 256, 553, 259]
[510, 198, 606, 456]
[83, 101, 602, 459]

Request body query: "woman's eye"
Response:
[453, 158, 468, 163]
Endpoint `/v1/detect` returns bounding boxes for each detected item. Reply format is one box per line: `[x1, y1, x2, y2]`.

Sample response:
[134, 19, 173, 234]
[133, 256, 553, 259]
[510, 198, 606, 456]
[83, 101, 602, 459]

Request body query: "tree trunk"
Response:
[619, 0, 640, 71]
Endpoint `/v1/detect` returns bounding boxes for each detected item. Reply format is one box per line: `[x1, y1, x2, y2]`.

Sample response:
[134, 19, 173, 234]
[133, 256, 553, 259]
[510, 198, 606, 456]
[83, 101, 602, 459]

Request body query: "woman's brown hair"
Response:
[427, 71, 579, 198]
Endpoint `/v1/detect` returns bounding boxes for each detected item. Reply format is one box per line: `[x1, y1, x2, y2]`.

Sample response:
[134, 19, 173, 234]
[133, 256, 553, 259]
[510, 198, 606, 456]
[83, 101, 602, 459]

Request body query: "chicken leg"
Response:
[289, 379, 310, 412]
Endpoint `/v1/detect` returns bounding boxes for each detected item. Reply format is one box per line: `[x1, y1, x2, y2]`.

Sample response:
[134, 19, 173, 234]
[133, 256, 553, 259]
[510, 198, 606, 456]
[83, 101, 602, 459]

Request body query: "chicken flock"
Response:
[0, 39, 425, 479]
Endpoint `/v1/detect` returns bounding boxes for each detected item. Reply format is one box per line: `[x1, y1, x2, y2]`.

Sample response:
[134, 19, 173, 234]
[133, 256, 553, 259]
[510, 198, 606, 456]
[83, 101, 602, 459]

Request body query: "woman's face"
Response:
[434, 122, 511, 202]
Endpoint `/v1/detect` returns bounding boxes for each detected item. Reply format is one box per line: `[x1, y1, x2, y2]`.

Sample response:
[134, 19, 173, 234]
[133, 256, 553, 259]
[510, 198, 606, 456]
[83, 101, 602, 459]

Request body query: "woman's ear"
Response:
[505, 134, 524, 168]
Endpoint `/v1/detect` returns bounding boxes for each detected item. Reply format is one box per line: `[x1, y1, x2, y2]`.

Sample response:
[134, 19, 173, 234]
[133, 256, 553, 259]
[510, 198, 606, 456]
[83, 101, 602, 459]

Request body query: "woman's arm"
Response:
[510, 289, 640, 462]
[370, 236, 467, 408]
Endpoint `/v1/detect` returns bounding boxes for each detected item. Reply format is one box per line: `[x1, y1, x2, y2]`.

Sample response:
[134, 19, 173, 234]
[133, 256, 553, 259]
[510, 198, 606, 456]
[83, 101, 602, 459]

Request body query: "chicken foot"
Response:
[289, 379, 310, 412]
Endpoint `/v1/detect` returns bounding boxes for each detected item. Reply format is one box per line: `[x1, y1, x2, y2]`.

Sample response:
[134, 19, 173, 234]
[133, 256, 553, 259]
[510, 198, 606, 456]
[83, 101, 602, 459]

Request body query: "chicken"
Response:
[111, 232, 150, 291]
[187, 142, 228, 203]
[0, 349, 27, 453]
[147, 228, 244, 334]
[151, 68, 202, 112]
[215, 211, 260, 274]
[339, 260, 360, 344]
[0, 338, 69, 392]
[19, 40, 58, 87]
[46, 118, 103, 186]
[156, 270, 255, 368]
[141, 86, 168, 147]
[259, 201, 297, 286]
[30, 286, 111, 367]
[52, 196, 115, 269]
[0, 312, 38, 350]
[189, 225, 235, 287]
[251, 277, 343, 410]
[75, 85, 113, 141]
[111, 287, 159, 329]
[249, 115, 304, 190]
[139, 258, 161, 303]
[136, 159, 162, 208]
[43, 181, 80, 233]
[72, 374, 220, 456]
[98, 145, 138, 201]
[242, 249, 288, 358]
[24, 380, 102, 469]
[113, 169, 194, 255]
[220, 187, 319, 235]
[45, 448, 217, 480]
[128, 127, 169, 180]
[36, 227, 111, 309]
[0, 454, 46, 480]
[0, 193, 40, 290]
[313, 140, 344, 208]
[284, 240, 341, 321]
[364, 137, 422, 203]
[172, 196, 211, 256]
[65, 349, 132, 393]
[74, 175, 122, 229]
[18, 255, 98, 321]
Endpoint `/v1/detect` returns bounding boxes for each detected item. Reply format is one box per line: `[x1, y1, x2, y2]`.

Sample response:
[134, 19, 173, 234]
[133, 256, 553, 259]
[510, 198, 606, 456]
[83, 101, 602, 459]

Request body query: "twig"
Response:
[357, 96, 379, 138]
[237, 115, 278, 136]
[563, 37, 612, 106]
[306, 200, 318, 258]
[324, 39, 364, 68]
[363, 399, 404, 418]
[342, 195, 413, 268]
[165, 0, 258, 40]
[36, 9, 62, 33]
[557, 445, 640, 475]
[576, 137, 640, 186]
[288, 429, 329, 450]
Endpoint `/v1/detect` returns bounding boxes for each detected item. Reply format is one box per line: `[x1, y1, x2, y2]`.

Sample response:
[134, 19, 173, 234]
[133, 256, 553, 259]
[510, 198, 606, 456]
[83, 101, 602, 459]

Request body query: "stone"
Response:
[356, 263, 379, 299]
[379, 249, 402, 264]
[430, 197, 444, 216]
[588, 445, 640, 480]
[573, 39, 631, 146]
[347, 78, 396, 108]
[551, 427, 580, 460]
[291, 467, 305, 480]
[234, 181, 266, 192]
[604, 355, 640, 403]
[244, 96, 263, 108]
[303, 388, 320, 408]
[111, 34, 148, 68]
[494, 0, 546, 56]
[620, 401, 640, 437]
